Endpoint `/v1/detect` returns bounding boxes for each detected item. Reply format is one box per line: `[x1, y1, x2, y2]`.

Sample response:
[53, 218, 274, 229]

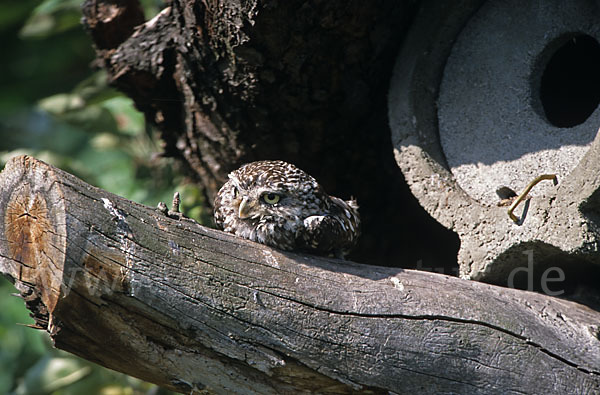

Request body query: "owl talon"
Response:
[157, 201, 168, 215]
[171, 191, 181, 213]
[333, 250, 347, 260]
[157, 192, 187, 220]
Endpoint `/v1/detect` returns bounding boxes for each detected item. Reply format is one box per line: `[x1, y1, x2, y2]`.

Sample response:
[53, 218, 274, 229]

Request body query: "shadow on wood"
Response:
[0, 156, 599, 393]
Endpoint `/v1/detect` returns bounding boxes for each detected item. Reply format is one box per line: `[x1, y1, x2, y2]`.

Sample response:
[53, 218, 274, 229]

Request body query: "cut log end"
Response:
[1, 156, 66, 314]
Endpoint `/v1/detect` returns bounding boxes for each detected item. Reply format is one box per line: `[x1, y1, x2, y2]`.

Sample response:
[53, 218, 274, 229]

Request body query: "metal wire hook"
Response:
[508, 174, 558, 223]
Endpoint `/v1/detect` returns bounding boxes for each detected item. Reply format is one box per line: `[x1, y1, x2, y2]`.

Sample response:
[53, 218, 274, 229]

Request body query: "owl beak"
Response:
[238, 196, 254, 219]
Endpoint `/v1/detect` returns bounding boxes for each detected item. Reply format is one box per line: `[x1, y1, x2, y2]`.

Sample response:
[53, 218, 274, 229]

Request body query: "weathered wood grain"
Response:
[0, 155, 599, 394]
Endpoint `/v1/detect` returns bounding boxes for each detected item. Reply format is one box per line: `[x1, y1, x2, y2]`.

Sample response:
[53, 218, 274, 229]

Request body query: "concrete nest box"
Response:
[389, 0, 600, 284]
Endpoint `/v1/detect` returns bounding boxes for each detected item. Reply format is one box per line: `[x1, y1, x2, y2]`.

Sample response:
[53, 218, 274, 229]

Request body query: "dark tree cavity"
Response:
[80, 0, 460, 269]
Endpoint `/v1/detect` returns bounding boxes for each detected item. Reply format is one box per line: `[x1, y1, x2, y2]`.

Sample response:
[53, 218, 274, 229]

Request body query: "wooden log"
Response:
[0, 155, 599, 394]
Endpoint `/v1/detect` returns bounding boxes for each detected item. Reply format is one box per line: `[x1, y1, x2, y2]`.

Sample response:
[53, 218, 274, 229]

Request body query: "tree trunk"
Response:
[1, 155, 598, 394]
[79, 0, 461, 268]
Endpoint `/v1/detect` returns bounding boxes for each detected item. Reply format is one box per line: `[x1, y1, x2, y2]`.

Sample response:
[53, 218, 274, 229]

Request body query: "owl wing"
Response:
[213, 179, 233, 230]
[299, 197, 360, 258]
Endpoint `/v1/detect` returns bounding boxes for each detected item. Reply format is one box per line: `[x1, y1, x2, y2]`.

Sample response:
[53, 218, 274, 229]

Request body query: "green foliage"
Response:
[0, 0, 206, 211]
[19, 0, 83, 38]
[0, 278, 46, 394]
[0, 0, 206, 394]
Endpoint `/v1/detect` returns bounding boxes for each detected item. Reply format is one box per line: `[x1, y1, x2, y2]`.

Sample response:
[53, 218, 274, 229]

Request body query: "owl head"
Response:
[223, 160, 326, 224]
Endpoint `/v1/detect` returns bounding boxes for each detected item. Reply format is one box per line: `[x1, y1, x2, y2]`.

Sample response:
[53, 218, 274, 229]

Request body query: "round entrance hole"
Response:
[540, 34, 600, 128]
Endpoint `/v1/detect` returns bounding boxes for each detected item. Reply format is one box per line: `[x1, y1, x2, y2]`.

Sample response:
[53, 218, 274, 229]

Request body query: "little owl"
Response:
[214, 160, 360, 258]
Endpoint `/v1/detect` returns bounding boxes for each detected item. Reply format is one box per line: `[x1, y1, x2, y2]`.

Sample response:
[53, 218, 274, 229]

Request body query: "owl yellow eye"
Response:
[262, 193, 281, 204]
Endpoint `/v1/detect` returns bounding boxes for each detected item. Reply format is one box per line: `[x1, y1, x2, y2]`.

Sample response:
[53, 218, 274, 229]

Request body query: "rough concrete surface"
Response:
[389, 0, 600, 284]
[438, 0, 600, 204]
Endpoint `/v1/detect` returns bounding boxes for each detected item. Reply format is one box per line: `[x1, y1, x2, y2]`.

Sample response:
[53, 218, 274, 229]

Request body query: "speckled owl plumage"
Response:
[214, 160, 360, 258]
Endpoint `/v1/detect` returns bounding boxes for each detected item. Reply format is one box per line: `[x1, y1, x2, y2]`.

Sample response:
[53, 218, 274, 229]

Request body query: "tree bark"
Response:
[79, 0, 461, 268]
[1, 155, 598, 394]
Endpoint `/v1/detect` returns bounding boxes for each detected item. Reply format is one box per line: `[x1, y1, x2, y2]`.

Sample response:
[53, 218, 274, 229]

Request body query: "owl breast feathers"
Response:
[214, 160, 360, 258]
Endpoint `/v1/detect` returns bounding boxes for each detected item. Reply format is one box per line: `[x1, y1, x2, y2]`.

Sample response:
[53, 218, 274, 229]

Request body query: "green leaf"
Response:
[38, 93, 85, 115]
[72, 72, 122, 105]
[19, 0, 83, 38]
[13, 356, 92, 395]
[0, 278, 49, 394]
[101, 97, 146, 136]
